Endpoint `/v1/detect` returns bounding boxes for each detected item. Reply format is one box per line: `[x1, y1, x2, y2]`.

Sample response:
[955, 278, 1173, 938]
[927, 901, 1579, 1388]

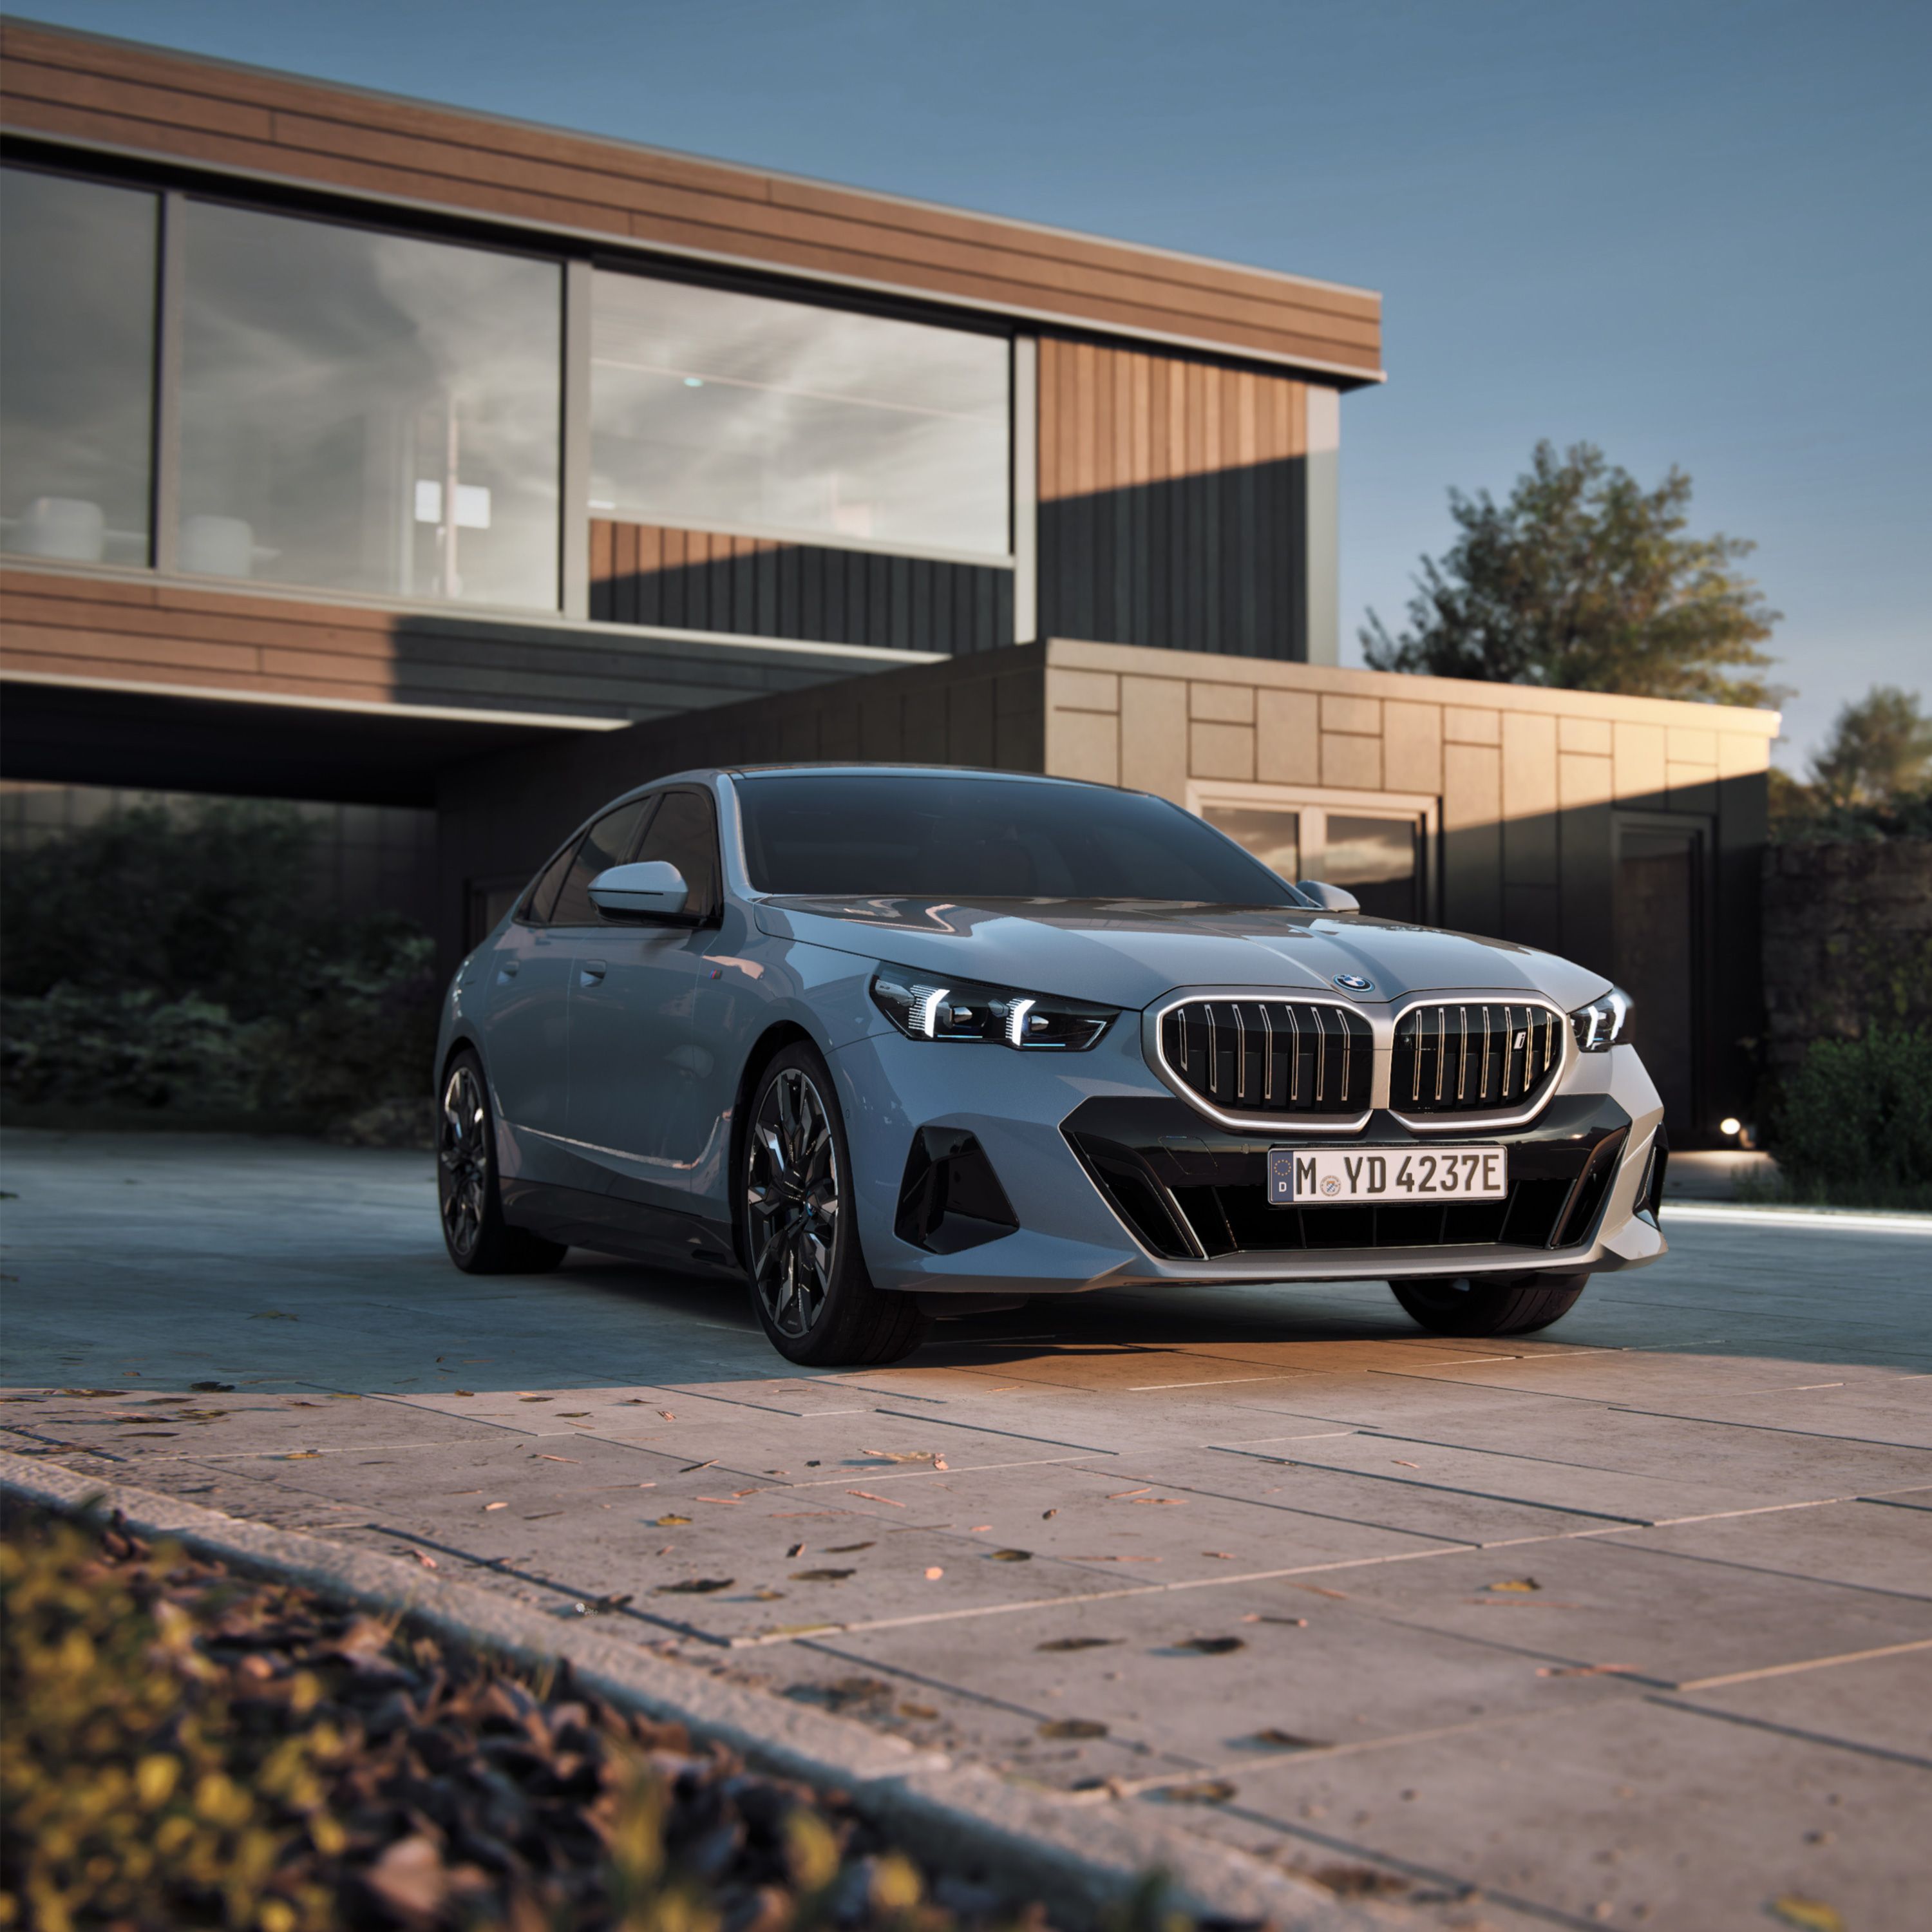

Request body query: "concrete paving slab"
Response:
[1612, 1493, 1932, 1598]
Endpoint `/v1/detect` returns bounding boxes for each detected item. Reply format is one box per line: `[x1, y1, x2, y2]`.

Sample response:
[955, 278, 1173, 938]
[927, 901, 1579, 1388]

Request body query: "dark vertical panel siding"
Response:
[1037, 338, 1311, 661]
[589, 521, 1017, 655]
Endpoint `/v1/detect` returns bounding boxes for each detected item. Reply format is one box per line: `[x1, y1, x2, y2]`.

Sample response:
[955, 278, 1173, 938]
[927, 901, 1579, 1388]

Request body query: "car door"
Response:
[565, 787, 723, 1210]
[475, 834, 582, 1144]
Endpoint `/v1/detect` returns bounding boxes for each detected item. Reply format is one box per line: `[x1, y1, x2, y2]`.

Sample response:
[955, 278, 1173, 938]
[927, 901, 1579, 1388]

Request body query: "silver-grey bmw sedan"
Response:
[435, 766, 1667, 1364]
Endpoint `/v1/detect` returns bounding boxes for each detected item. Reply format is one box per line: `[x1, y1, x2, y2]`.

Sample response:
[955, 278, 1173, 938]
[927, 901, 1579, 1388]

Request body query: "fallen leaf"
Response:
[924, 1566, 944, 1580]
[1068, 1554, 1161, 1563]
[1249, 1728, 1327, 1750]
[1202, 1551, 1235, 1560]
[899, 1701, 940, 1719]
[659, 1411, 676, 1420]
[1766, 1899, 1844, 1932]
[656, 1515, 693, 1526]
[861, 1448, 936, 1463]
[791, 1567, 855, 1582]
[1486, 1577, 1542, 1593]
[452, 1390, 475, 1398]
[786, 1542, 806, 1558]
[655, 1577, 736, 1595]
[532, 1454, 579, 1463]
[1177, 1636, 1245, 1654]
[826, 1541, 875, 1553]
[1291, 1584, 1350, 1600]
[1124, 1496, 1183, 1506]
[189, 1382, 234, 1393]
[484, 1502, 507, 1511]
[681, 1459, 719, 1473]
[1240, 1614, 1309, 1627]
[933, 1457, 949, 1470]
[970, 1524, 992, 1533]
[284, 1451, 319, 1460]
[588, 1592, 634, 1612]
[1041, 1508, 1058, 1520]
[559, 1412, 590, 1418]
[410, 1551, 439, 1570]
[846, 1490, 906, 1506]
[1038, 1718, 1108, 1739]
[1162, 1780, 1236, 1803]
[519, 1396, 552, 1403]
[697, 1496, 746, 1505]
[750, 1588, 786, 1601]
[1036, 1636, 1120, 1653]
[1391, 1459, 1420, 1468]
[1537, 1662, 1638, 1678]
[1107, 1488, 1151, 1500]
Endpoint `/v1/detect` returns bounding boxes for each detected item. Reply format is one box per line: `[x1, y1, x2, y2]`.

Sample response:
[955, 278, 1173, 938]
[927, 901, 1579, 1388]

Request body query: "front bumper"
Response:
[828, 1018, 1667, 1295]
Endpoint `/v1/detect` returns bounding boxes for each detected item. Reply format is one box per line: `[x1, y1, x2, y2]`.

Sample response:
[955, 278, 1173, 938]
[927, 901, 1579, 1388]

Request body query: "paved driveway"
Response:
[3, 1128, 1928, 1931]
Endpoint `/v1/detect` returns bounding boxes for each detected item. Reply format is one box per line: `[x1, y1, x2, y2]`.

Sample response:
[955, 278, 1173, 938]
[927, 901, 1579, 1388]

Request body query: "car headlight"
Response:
[870, 967, 1115, 1050]
[1569, 986, 1633, 1052]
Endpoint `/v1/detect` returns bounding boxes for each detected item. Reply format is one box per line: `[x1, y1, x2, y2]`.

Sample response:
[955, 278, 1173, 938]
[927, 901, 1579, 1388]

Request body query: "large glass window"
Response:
[1, 168, 157, 565]
[178, 203, 560, 606]
[591, 274, 1010, 558]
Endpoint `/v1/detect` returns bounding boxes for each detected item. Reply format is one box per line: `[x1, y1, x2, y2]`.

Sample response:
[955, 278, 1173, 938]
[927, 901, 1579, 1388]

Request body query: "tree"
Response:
[1363, 440, 1781, 707]
[1808, 685, 1932, 807]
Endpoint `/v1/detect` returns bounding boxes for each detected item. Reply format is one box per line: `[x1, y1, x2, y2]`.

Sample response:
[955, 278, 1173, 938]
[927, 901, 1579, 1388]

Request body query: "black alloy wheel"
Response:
[437, 1049, 567, 1276]
[1390, 1271, 1589, 1337]
[741, 1043, 927, 1365]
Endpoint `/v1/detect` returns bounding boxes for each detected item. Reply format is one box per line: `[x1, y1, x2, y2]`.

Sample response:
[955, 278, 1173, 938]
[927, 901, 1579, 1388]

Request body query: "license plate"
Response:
[1268, 1146, 1509, 1206]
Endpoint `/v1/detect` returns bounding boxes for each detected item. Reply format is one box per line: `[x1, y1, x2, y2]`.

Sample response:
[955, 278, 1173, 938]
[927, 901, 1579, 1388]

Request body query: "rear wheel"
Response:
[438, 1050, 567, 1275]
[1390, 1271, 1588, 1337]
[740, 1044, 927, 1366]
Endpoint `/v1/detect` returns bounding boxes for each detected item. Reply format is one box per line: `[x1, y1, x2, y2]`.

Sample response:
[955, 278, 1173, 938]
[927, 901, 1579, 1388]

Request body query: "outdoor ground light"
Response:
[1569, 986, 1633, 1052]
[871, 968, 1115, 1049]
[1720, 1116, 1743, 1136]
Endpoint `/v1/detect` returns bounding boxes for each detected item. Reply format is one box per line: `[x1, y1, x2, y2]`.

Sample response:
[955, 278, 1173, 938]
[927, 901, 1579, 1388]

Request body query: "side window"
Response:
[520, 840, 580, 923]
[636, 789, 721, 919]
[545, 797, 655, 927]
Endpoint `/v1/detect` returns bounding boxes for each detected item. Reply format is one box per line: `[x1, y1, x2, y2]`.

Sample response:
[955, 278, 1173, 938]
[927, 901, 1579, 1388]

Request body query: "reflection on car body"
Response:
[435, 767, 1667, 1363]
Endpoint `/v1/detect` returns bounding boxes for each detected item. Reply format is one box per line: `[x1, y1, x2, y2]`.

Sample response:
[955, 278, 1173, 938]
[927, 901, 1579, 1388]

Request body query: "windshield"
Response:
[735, 772, 1312, 905]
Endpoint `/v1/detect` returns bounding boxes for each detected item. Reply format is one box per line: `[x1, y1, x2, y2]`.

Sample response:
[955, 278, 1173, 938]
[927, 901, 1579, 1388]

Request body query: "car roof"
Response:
[614, 764, 1142, 795]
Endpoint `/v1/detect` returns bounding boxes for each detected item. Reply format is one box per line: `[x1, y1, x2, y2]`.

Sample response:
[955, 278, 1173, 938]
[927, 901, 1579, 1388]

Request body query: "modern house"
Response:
[0, 19, 1776, 1142]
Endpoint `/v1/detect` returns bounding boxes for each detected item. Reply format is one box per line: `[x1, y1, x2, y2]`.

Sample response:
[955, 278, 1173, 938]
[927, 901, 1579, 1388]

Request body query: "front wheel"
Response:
[739, 1044, 927, 1366]
[1390, 1271, 1588, 1337]
[438, 1050, 567, 1275]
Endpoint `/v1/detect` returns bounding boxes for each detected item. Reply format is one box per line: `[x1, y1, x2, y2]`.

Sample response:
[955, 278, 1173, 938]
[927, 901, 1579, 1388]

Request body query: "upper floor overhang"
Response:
[0, 15, 1385, 388]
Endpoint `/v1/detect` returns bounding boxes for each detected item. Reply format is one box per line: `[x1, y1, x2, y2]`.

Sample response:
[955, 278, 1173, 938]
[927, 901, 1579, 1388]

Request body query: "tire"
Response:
[1390, 1271, 1588, 1338]
[437, 1048, 567, 1276]
[739, 1043, 928, 1366]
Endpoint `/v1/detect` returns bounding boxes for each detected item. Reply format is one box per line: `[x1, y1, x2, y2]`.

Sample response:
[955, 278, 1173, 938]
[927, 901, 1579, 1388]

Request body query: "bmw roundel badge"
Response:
[1334, 972, 1373, 992]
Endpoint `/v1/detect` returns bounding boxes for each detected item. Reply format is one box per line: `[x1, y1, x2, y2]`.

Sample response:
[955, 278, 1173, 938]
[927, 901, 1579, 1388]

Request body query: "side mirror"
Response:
[589, 860, 690, 918]
[1296, 879, 1361, 913]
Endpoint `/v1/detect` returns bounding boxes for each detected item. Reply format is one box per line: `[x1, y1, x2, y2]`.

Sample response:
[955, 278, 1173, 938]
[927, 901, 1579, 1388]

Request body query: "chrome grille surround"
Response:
[1150, 994, 1376, 1133]
[1386, 996, 1570, 1132]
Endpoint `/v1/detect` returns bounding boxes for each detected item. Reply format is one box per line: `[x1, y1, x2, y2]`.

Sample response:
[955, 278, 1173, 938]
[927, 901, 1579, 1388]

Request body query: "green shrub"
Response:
[0, 802, 438, 1124]
[1763, 1026, 1932, 1210]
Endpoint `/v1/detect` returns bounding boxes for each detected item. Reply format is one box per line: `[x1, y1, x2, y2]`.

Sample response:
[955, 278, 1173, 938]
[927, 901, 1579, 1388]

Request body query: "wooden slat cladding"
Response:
[0, 21, 1381, 381]
[1037, 338, 1309, 659]
[589, 521, 1014, 656]
[0, 567, 859, 724]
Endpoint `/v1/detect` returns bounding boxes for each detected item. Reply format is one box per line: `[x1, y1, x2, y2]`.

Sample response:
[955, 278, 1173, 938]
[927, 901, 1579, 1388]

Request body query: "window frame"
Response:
[1187, 780, 1441, 923]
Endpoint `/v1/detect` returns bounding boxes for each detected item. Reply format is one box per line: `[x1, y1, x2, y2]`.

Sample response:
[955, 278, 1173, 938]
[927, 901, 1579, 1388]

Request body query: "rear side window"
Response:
[522, 842, 578, 923]
[545, 797, 654, 926]
[636, 789, 721, 919]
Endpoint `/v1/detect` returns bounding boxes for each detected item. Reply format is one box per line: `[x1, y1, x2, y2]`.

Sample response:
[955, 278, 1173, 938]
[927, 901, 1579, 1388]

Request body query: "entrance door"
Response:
[1613, 819, 1703, 1134]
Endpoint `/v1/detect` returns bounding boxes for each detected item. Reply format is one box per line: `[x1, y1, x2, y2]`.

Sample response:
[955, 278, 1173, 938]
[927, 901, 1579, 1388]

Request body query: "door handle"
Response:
[579, 960, 608, 986]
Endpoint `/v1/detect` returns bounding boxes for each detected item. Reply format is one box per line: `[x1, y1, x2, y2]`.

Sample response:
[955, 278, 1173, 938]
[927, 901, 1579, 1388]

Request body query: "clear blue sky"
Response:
[17, 0, 1928, 768]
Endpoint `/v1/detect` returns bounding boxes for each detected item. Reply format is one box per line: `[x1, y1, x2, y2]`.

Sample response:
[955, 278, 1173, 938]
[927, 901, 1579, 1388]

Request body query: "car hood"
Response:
[752, 896, 1609, 1011]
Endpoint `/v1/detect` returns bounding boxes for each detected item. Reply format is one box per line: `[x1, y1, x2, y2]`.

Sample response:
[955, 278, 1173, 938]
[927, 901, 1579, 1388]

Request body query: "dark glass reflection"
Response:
[591, 274, 1009, 558]
[0, 168, 157, 565]
[739, 773, 1310, 904]
[1203, 805, 1301, 884]
[179, 204, 560, 606]
[1321, 813, 1419, 919]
